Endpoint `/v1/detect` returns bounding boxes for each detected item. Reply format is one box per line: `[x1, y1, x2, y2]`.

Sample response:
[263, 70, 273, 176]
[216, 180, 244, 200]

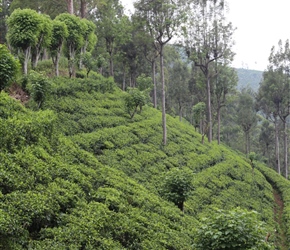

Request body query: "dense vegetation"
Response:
[0, 69, 288, 248]
[0, 0, 290, 249]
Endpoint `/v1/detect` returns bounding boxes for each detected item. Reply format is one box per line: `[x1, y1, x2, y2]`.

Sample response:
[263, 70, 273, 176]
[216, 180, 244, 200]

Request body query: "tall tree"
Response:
[48, 20, 68, 76]
[236, 88, 257, 156]
[258, 40, 290, 178]
[212, 63, 237, 144]
[257, 69, 282, 174]
[183, 0, 235, 142]
[134, 0, 186, 145]
[55, 13, 83, 77]
[95, 0, 126, 77]
[6, 8, 43, 74]
[31, 14, 53, 69]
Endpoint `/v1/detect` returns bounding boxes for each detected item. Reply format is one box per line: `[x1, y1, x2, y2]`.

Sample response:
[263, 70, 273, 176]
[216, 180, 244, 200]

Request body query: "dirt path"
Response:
[273, 188, 287, 249]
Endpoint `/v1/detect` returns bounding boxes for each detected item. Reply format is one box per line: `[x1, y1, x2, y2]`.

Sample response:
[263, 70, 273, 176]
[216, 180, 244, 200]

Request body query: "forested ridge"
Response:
[0, 0, 290, 249]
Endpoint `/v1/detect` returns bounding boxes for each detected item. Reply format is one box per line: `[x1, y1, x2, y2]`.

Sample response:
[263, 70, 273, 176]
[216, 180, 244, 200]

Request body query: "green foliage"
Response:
[125, 87, 146, 118]
[160, 167, 194, 211]
[27, 71, 51, 109]
[6, 8, 42, 50]
[136, 73, 153, 91]
[0, 44, 20, 90]
[194, 207, 273, 250]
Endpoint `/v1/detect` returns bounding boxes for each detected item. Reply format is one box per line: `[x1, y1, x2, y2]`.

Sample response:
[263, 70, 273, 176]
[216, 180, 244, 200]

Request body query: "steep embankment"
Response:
[0, 75, 288, 248]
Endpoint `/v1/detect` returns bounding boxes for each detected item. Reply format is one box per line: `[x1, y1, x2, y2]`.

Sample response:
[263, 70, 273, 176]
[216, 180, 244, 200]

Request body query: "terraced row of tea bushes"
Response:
[0, 94, 198, 249]
[256, 163, 290, 247]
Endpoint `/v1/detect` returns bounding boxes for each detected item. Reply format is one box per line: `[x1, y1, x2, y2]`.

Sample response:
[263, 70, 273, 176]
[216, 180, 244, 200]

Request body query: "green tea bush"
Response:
[194, 207, 274, 250]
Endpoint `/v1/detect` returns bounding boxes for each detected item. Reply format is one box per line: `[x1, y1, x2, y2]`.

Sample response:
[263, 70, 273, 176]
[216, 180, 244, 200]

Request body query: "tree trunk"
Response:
[179, 105, 182, 122]
[80, 0, 87, 18]
[217, 106, 221, 144]
[206, 72, 212, 142]
[283, 120, 288, 179]
[23, 46, 31, 75]
[275, 117, 281, 174]
[122, 70, 126, 91]
[152, 60, 157, 108]
[66, 0, 74, 14]
[109, 55, 114, 77]
[160, 45, 167, 145]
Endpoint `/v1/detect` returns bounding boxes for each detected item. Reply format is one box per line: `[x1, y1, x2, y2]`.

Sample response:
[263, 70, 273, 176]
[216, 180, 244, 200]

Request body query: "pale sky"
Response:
[121, 0, 290, 71]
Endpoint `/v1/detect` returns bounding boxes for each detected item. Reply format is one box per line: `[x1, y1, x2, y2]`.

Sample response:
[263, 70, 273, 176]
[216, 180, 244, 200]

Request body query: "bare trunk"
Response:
[152, 61, 157, 108]
[68, 45, 75, 78]
[122, 70, 126, 91]
[217, 106, 221, 144]
[80, 0, 87, 18]
[67, 0, 74, 14]
[179, 105, 182, 122]
[206, 72, 212, 142]
[109, 55, 114, 77]
[160, 45, 167, 145]
[275, 117, 281, 174]
[245, 131, 249, 156]
[283, 121, 288, 179]
[23, 46, 31, 75]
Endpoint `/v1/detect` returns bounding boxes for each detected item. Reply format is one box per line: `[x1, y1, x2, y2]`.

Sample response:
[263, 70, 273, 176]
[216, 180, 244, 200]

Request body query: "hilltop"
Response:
[1, 72, 290, 249]
[236, 68, 263, 91]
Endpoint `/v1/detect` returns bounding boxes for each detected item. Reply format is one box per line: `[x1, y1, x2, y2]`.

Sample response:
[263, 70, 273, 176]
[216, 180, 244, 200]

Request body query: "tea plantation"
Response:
[0, 74, 289, 249]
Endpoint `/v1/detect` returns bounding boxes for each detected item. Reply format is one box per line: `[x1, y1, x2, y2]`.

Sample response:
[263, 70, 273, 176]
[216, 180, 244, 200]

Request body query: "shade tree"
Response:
[182, 0, 235, 142]
[6, 8, 43, 74]
[134, 0, 187, 145]
[55, 13, 84, 77]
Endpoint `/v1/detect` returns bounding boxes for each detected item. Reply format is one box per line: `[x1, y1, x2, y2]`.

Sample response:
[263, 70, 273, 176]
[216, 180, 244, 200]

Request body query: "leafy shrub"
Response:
[27, 71, 51, 109]
[160, 167, 194, 211]
[0, 44, 20, 91]
[194, 207, 274, 250]
[125, 88, 146, 119]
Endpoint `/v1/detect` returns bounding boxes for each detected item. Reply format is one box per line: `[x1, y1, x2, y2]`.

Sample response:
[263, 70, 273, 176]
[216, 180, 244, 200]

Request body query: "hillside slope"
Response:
[0, 75, 288, 249]
[236, 68, 263, 91]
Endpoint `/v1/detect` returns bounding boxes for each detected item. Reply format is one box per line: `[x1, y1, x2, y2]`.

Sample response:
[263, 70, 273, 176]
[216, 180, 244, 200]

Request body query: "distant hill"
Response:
[235, 68, 263, 91]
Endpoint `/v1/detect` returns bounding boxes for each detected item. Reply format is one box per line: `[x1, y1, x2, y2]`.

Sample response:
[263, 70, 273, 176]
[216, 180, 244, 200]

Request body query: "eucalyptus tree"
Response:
[134, 0, 187, 145]
[182, 0, 235, 142]
[236, 88, 257, 156]
[212, 63, 238, 144]
[168, 57, 191, 122]
[55, 13, 83, 77]
[132, 13, 160, 108]
[94, 0, 128, 77]
[257, 69, 282, 174]
[6, 8, 43, 74]
[49, 20, 68, 76]
[257, 40, 290, 177]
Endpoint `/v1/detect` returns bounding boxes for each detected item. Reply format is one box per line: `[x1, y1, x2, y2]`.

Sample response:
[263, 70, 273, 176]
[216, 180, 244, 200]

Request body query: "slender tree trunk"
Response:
[206, 71, 212, 142]
[122, 70, 126, 91]
[80, 0, 87, 18]
[152, 60, 157, 108]
[23, 46, 31, 75]
[179, 105, 182, 122]
[275, 117, 281, 174]
[245, 130, 250, 155]
[217, 106, 221, 144]
[160, 45, 167, 145]
[109, 55, 114, 77]
[283, 120, 288, 179]
[66, 0, 74, 14]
